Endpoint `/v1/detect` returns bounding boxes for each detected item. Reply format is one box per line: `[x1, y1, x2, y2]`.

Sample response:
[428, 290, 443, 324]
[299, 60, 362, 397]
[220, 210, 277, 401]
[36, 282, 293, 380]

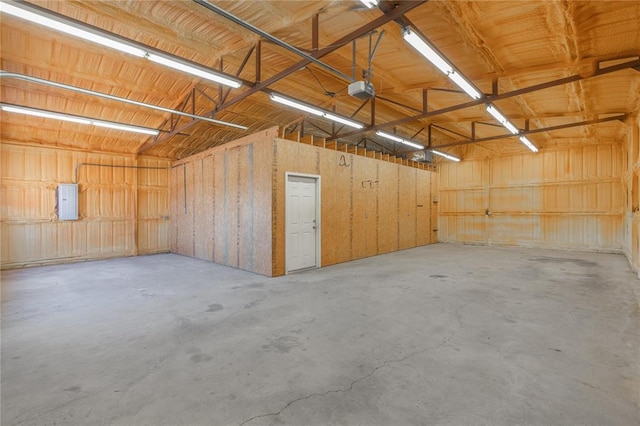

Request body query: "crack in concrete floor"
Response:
[238, 301, 472, 426]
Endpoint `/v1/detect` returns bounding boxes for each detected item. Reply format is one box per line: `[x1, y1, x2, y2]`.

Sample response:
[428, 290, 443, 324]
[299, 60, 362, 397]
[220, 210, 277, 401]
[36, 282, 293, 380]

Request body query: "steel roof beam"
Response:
[141, 0, 427, 152]
[431, 115, 626, 149]
[329, 58, 640, 141]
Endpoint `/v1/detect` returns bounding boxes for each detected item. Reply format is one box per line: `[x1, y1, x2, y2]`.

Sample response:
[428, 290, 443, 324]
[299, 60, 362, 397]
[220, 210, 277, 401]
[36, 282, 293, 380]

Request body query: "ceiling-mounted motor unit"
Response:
[348, 81, 375, 100]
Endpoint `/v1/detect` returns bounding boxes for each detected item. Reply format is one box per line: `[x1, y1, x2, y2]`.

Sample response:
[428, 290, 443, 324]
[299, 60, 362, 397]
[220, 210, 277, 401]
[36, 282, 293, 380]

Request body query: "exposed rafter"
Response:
[329, 58, 640, 141]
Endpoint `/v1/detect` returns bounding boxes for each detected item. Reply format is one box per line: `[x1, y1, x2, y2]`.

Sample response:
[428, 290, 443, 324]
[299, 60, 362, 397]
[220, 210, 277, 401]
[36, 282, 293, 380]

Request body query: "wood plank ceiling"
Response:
[1, 0, 639, 160]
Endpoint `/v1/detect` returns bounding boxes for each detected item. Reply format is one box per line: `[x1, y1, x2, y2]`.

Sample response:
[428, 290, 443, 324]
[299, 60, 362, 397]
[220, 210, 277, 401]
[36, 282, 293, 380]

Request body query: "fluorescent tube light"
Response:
[402, 27, 453, 75]
[376, 131, 424, 149]
[402, 140, 425, 150]
[324, 113, 363, 129]
[519, 136, 539, 153]
[0, 1, 146, 57]
[431, 149, 461, 162]
[359, 0, 379, 8]
[403, 26, 483, 100]
[270, 94, 324, 117]
[486, 104, 520, 134]
[270, 94, 364, 129]
[0, 1, 242, 88]
[146, 53, 241, 88]
[486, 104, 508, 124]
[1, 104, 159, 135]
[503, 121, 519, 135]
[90, 121, 158, 135]
[376, 130, 404, 143]
[1, 104, 91, 124]
[448, 71, 482, 100]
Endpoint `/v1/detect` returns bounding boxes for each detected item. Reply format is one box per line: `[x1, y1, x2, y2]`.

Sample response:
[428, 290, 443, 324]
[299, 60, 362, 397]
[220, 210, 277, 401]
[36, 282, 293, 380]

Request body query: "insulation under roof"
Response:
[1, 0, 638, 160]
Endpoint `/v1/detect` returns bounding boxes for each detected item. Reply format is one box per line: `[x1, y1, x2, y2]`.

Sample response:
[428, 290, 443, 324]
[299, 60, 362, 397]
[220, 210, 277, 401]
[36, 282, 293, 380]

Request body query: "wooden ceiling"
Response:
[1, 0, 638, 160]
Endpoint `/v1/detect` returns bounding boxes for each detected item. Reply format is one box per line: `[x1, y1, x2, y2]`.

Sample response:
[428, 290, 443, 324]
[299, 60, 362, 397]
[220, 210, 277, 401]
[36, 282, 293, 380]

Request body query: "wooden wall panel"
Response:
[169, 128, 276, 276]
[377, 163, 399, 255]
[623, 116, 640, 274]
[213, 153, 225, 266]
[169, 165, 180, 253]
[416, 170, 430, 246]
[137, 157, 170, 255]
[202, 156, 215, 261]
[351, 156, 378, 259]
[253, 141, 273, 275]
[439, 143, 625, 253]
[1, 143, 170, 269]
[272, 138, 437, 276]
[192, 158, 209, 261]
[398, 167, 417, 250]
[175, 162, 195, 257]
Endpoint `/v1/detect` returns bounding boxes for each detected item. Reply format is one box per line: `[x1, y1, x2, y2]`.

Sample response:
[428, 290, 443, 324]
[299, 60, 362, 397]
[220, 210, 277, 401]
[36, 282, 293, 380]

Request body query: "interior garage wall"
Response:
[0, 143, 170, 269]
[272, 138, 438, 276]
[438, 142, 625, 252]
[624, 115, 640, 274]
[169, 128, 275, 276]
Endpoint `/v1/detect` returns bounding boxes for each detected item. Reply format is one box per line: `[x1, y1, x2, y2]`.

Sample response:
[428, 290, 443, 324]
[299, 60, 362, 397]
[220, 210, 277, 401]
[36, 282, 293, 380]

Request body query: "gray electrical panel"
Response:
[57, 184, 78, 220]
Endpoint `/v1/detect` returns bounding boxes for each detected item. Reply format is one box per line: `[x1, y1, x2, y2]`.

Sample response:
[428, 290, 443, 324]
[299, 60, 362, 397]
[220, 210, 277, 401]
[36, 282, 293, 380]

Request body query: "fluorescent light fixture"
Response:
[519, 136, 539, 153]
[91, 121, 158, 135]
[403, 26, 483, 100]
[1, 104, 159, 135]
[270, 94, 364, 129]
[0, 1, 145, 57]
[146, 53, 241, 88]
[486, 104, 520, 135]
[486, 104, 508, 124]
[503, 121, 519, 135]
[402, 140, 425, 150]
[359, 0, 379, 8]
[270, 94, 324, 116]
[376, 130, 404, 143]
[0, 1, 241, 88]
[376, 130, 424, 149]
[324, 113, 363, 129]
[402, 27, 453, 75]
[1, 104, 91, 124]
[431, 149, 461, 162]
[448, 71, 482, 100]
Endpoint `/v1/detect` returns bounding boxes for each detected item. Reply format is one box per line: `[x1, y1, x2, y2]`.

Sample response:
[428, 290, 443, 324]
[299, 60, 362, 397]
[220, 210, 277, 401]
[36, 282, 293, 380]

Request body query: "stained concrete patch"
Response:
[190, 353, 213, 363]
[206, 303, 224, 312]
[261, 336, 302, 353]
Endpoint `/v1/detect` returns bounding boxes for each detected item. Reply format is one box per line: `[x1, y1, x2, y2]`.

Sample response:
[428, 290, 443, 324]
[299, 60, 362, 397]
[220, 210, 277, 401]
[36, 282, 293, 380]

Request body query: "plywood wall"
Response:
[1, 143, 170, 269]
[272, 138, 438, 276]
[624, 115, 640, 275]
[439, 143, 625, 252]
[169, 128, 275, 276]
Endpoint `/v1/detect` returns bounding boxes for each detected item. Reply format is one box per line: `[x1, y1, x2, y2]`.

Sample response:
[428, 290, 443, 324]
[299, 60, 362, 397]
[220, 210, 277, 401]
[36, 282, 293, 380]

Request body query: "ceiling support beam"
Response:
[328, 58, 640, 141]
[256, 40, 262, 83]
[212, 0, 426, 112]
[193, 0, 355, 83]
[140, 45, 256, 152]
[304, 120, 333, 137]
[431, 114, 626, 149]
[312, 13, 319, 51]
[376, 95, 423, 114]
[140, 1, 426, 152]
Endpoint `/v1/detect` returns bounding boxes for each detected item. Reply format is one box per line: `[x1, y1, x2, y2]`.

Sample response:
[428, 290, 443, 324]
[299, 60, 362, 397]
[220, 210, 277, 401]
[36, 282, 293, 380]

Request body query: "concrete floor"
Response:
[1, 244, 639, 426]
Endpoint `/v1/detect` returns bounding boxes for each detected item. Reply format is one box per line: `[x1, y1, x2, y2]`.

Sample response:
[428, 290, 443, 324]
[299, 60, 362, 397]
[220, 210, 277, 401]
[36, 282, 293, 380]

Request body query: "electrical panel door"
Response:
[57, 184, 78, 220]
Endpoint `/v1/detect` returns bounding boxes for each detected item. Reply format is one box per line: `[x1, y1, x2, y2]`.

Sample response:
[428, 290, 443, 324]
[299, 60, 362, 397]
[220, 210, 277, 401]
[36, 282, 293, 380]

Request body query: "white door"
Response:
[286, 175, 319, 272]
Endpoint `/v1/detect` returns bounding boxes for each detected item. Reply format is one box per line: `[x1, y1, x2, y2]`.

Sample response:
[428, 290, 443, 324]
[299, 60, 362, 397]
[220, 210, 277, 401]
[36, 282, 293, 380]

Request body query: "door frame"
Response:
[285, 172, 321, 274]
